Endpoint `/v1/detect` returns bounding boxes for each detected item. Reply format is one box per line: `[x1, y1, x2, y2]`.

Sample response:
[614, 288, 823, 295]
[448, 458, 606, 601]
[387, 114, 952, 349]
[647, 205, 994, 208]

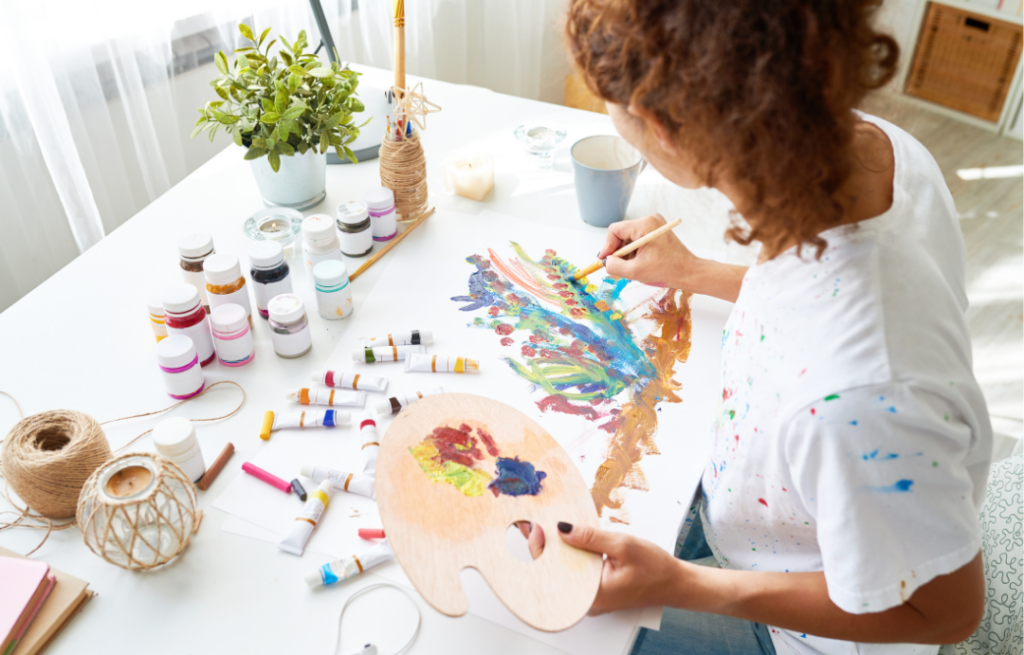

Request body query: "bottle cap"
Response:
[203, 253, 242, 286]
[249, 241, 285, 269]
[313, 260, 349, 289]
[156, 334, 198, 368]
[304, 569, 324, 588]
[337, 201, 370, 226]
[178, 233, 215, 260]
[300, 464, 315, 478]
[152, 417, 198, 457]
[364, 187, 395, 211]
[146, 291, 166, 317]
[370, 400, 390, 417]
[302, 214, 337, 243]
[162, 285, 201, 314]
[268, 294, 306, 325]
[210, 303, 249, 333]
[317, 479, 333, 497]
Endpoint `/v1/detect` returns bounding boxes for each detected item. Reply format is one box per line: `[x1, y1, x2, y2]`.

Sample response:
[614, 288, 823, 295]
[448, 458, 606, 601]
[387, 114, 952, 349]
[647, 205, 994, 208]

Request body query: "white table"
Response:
[0, 65, 741, 655]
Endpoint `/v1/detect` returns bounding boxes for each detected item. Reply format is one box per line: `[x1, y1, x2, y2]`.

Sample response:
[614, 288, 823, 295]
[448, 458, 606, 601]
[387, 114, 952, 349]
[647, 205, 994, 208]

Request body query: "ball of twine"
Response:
[2, 410, 111, 519]
[379, 131, 429, 221]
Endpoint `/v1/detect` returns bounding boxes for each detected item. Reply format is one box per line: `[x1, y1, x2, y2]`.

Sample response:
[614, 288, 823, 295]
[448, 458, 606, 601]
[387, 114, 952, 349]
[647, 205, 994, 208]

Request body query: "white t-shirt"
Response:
[699, 113, 993, 655]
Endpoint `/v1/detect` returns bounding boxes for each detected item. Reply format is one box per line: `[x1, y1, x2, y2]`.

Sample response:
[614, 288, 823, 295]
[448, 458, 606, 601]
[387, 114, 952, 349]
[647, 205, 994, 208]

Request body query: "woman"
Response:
[556, 1, 993, 654]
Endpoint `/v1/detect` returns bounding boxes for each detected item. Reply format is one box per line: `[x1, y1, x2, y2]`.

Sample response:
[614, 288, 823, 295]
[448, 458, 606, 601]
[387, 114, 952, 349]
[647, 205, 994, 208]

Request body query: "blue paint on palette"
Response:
[488, 457, 547, 497]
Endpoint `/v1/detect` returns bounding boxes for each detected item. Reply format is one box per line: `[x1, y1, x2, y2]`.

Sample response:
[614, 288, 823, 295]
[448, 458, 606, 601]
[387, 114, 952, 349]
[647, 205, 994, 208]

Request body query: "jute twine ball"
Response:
[1, 410, 111, 519]
[379, 131, 429, 221]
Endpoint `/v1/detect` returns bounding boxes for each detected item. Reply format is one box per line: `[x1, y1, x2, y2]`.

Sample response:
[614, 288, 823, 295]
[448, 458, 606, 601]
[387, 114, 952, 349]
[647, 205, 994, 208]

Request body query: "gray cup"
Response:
[571, 135, 647, 228]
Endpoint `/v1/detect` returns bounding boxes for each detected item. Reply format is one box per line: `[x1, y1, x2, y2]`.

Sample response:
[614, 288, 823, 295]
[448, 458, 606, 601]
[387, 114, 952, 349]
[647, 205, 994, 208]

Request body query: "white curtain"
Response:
[0, 0, 568, 312]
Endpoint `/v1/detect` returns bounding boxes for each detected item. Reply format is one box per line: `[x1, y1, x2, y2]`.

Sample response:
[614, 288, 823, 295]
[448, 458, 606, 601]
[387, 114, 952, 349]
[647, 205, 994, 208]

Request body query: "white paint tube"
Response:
[352, 344, 425, 364]
[359, 415, 379, 473]
[360, 329, 432, 347]
[312, 370, 389, 393]
[286, 387, 366, 407]
[404, 353, 480, 373]
[371, 387, 445, 417]
[300, 465, 375, 499]
[278, 480, 332, 556]
[304, 541, 394, 588]
[260, 409, 352, 441]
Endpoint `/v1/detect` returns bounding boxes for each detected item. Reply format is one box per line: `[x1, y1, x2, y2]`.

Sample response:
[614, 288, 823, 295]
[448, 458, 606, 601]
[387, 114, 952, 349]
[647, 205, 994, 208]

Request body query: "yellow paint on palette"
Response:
[409, 442, 491, 496]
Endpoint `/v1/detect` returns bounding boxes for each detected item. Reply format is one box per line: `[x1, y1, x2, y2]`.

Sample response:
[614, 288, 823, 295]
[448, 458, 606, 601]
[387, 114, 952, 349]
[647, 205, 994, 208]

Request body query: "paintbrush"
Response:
[573, 219, 682, 281]
[349, 207, 435, 283]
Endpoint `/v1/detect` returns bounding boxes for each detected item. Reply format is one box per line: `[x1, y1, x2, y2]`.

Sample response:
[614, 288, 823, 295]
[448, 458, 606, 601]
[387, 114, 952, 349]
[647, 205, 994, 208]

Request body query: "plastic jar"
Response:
[210, 303, 255, 367]
[249, 241, 293, 319]
[152, 417, 206, 482]
[162, 285, 216, 366]
[365, 187, 397, 242]
[178, 233, 215, 313]
[155, 335, 205, 399]
[147, 291, 168, 342]
[268, 294, 313, 358]
[204, 253, 254, 325]
[313, 260, 353, 320]
[336, 201, 373, 257]
[301, 214, 343, 288]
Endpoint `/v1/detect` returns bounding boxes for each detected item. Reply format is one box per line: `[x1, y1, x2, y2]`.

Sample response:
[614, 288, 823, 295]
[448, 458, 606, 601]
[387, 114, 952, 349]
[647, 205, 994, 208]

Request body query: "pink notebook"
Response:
[0, 557, 53, 655]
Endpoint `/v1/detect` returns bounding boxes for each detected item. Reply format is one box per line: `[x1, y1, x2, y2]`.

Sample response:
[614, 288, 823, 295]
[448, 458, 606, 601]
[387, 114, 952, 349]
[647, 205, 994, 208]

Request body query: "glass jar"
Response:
[146, 291, 168, 342]
[248, 241, 293, 319]
[162, 285, 216, 367]
[336, 201, 373, 257]
[314, 260, 353, 320]
[204, 253, 253, 326]
[177, 233, 215, 313]
[301, 214, 343, 288]
[210, 303, 255, 367]
[268, 294, 312, 358]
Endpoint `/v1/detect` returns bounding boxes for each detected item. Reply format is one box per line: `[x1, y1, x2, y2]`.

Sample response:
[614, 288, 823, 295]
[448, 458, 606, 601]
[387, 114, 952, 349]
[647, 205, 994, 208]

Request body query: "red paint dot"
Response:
[810, 408, 816, 415]
[521, 345, 536, 357]
[734, 435, 739, 443]
[500, 337, 513, 346]
[758, 498, 768, 507]
[495, 324, 514, 335]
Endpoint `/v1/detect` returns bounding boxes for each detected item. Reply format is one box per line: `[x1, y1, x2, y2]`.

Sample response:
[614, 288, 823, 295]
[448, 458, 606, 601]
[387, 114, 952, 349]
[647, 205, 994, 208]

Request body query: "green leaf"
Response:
[280, 51, 293, 66]
[319, 131, 329, 154]
[288, 73, 302, 92]
[297, 141, 309, 154]
[280, 36, 293, 53]
[190, 123, 205, 139]
[287, 65, 307, 76]
[268, 149, 281, 172]
[233, 47, 255, 53]
[275, 89, 288, 114]
[258, 27, 271, 47]
[325, 111, 347, 129]
[251, 137, 266, 148]
[210, 110, 240, 124]
[308, 66, 333, 78]
[233, 128, 243, 146]
[260, 112, 281, 124]
[239, 24, 255, 42]
[243, 147, 268, 160]
[347, 97, 364, 112]
[215, 51, 229, 75]
[214, 86, 229, 100]
[276, 141, 295, 155]
[261, 97, 275, 113]
[281, 106, 305, 120]
[343, 146, 357, 164]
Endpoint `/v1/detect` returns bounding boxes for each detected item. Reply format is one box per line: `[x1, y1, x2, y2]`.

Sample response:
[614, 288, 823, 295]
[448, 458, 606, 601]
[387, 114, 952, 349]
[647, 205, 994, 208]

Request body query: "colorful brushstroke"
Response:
[451, 244, 692, 515]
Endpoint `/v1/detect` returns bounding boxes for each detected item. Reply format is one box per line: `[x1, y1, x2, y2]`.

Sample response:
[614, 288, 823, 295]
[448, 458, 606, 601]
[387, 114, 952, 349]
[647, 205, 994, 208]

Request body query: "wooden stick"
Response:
[349, 207, 435, 283]
[196, 442, 234, 491]
[573, 219, 682, 280]
[393, 0, 405, 94]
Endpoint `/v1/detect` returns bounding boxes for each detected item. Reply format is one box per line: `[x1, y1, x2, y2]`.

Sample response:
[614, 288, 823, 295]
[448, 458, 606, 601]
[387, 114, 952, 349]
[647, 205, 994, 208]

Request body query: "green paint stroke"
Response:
[824, 394, 840, 401]
[409, 442, 492, 497]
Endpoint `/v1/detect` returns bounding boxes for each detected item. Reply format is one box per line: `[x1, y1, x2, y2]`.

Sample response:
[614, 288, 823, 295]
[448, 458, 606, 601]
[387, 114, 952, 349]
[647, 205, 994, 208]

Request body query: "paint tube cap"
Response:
[146, 291, 166, 317]
[313, 260, 349, 289]
[210, 303, 248, 334]
[178, 233, 214, 260]
[305, 569, 325, 588]
[151, 417, 198, 457]
[203, 253, 242, 285]
[156, 334, 197, 369]
[268, 294, 305, 325]
[370, 401, 390, 418]
[363, 186, 395, 211]
[317, 479, 333, 498]
[336, 201, 369, 226]
[352, 349, 368, 363]
[162, 284, 201, 314]
[300, 465, 315, 479]
[249, 240, 285, 269]
[302, 214, 336, 243]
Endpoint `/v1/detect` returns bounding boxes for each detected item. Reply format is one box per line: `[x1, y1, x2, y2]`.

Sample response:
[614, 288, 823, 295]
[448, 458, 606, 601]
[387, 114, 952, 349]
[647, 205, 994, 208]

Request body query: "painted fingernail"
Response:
[558, 522, 573, 534]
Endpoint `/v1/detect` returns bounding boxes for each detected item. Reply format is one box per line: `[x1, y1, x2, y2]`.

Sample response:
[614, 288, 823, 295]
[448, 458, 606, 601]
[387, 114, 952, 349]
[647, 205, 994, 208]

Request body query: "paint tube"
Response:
[300, 465, 376, 499]
[304, 541, 394, 588]
[371, 387, 445, 417]
[312, 370, 388, 392]
[404, 353, 479, 374]
[286, 387, 366, 407]
[352, 344, 425, 363]
[360, 329, 432, 347]
[359, 416, 379, 473]
[260, 409, 352, 441]
[279, 480, 332, 556]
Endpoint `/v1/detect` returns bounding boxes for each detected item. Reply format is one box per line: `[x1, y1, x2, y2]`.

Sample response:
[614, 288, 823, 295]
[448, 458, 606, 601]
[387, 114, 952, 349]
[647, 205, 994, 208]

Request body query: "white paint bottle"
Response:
[177, 233, 215, 312]
[268, 293, 313, 358]
[203, 253, 254, 325]
[248, 241, 293, 319]
[162, 285, 216, 367]
[336, 201, 373, 257]
[152, 416, 206, 483]
[364, 187, 398, 243]
[210, 303, 255, 367]
[155, 335, 205, 400]
[301, 214, 343, 288]
[313, 260, 353, 320]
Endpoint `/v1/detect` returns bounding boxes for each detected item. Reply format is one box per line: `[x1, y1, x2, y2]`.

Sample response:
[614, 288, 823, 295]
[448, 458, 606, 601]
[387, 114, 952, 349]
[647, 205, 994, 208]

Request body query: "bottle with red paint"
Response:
[162, 284, 216, 367]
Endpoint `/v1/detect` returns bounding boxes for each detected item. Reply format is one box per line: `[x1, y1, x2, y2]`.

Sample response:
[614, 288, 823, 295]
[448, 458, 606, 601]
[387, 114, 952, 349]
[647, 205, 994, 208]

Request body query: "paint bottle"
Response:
[405, 353, 479, 373]
[313, 370, 389, 392]
[151, 417, 206, 483]
[279, 480, 332, 556]
[177, 233, 215, 313]
[364, 187, 398, 243]
[162, 285, 216, 367]
[286, 388, 366, 407]
[248, 241, 293, 319]
[313, 260, 353, 320]
[204, 253, 254, 326]
[155, 335, 205, 400]
[210, 303, 255, 367]
[260, 409, 351, 441]
[353, 344, 425, 363]
[305, 542, 394, 588]
[300, 465, 375, 499]
[336, 201, 373, 257]
[301, 214, 343, 288]
[267, 293, 312, 359]
[146, 292, 168, 342]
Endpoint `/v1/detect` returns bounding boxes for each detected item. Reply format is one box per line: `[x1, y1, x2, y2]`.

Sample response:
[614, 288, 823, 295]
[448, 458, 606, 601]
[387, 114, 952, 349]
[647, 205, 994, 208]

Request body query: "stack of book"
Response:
[0, 548, 92, 655]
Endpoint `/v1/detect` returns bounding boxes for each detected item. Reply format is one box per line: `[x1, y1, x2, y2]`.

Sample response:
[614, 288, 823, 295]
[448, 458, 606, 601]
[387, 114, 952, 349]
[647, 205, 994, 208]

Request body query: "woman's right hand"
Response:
[598, 214, 700, 289]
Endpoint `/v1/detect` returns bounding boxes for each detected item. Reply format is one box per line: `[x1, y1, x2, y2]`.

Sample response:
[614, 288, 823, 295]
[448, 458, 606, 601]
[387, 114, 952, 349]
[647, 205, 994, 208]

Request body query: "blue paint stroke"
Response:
[865, 479, 914, 493]
[488, 457, 547, 497]
[861, 450, 924, 461]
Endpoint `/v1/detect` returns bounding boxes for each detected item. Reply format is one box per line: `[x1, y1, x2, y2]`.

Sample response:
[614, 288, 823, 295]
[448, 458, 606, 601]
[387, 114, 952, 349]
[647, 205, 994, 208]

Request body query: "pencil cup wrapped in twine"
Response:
[379, 131, 429, 221]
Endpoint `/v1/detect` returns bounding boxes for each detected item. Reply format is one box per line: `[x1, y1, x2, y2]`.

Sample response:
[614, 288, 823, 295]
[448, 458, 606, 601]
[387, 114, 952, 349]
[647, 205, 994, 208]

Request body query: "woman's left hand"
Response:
[557, 521, 685, 615]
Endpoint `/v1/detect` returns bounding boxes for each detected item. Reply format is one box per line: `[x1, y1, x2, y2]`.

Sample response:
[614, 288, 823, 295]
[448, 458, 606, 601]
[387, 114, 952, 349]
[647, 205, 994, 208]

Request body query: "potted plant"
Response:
[192, 24, 366, 209]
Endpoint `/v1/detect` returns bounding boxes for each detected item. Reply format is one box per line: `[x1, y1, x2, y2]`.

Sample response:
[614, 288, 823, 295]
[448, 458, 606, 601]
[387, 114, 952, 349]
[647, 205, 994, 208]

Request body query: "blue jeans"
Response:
[630, 504, 778, 655]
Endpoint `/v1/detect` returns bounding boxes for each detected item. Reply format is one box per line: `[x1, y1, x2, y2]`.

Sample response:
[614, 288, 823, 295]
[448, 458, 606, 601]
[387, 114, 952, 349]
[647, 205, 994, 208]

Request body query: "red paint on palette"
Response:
[500, 337, 513, 346]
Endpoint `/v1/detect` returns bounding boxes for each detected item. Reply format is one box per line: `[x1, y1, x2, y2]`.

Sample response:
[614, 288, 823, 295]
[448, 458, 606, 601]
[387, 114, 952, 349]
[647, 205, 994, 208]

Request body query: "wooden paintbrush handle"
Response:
[573, 219, 682, 280]
[349, 207, 435, 283]
[393, 0, 405, 92]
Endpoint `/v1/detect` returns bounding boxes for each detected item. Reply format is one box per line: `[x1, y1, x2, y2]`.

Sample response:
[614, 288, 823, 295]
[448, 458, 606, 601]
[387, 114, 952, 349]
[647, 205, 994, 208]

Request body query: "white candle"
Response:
[443, 153, 494, 201]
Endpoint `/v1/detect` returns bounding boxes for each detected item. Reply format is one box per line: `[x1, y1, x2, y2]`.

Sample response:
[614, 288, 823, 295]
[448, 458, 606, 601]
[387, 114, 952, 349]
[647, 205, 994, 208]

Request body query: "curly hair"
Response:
[565, 0, 899, 257]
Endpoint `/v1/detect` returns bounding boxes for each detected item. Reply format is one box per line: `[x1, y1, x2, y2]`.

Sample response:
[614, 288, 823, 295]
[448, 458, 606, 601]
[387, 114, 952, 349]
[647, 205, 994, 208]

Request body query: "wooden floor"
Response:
[865, 94, 1024, 453]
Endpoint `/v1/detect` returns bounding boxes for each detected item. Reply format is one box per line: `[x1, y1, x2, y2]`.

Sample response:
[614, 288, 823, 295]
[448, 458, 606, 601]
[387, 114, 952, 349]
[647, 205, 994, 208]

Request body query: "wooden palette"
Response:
[376, 393, 602, 632]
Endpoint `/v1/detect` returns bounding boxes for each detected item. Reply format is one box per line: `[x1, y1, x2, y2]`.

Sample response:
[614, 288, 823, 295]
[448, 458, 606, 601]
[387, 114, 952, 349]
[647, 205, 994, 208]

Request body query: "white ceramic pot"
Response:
[249, 148, 327, 210]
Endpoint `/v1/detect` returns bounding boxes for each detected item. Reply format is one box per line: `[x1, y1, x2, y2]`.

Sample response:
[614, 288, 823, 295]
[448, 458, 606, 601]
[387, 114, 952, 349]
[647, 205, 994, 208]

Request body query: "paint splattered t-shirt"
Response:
[700, 113, 993, 655]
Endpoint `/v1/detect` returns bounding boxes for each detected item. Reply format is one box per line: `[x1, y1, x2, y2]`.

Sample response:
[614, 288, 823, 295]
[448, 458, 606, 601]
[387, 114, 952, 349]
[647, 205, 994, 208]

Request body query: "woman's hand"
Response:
[598, 214, 699, 289]
[557, 521, 685, 615]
